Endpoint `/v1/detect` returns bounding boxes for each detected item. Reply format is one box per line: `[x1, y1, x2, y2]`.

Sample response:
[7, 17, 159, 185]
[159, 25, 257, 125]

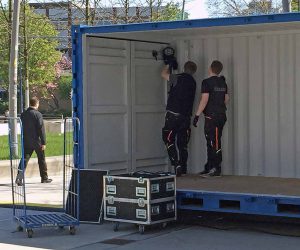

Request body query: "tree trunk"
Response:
[125, 0, 129, 23]
[149, 0, 153, 21]
[68, 1, 72, 57]
[9, 0, 21, 156]
[91, 0, 96, 25]
[85, 0, 89, 25]
[282, 0, 291, 12]
[23, 1, 29, 109]
[8, 0, 12, 59]
[181, 0, 186, 20]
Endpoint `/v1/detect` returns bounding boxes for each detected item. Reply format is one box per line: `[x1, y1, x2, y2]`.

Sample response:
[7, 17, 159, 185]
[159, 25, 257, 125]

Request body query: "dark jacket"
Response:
[201, 76, 228, 115]
[166, 73, 197, 117]
[21, 107, 46, 149]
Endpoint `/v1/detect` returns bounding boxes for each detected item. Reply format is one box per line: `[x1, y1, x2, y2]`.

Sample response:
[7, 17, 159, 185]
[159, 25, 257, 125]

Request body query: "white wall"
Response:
[0, 120, 72, 136]
[0, 123, 21, 136]
[174, 31, 300, 178]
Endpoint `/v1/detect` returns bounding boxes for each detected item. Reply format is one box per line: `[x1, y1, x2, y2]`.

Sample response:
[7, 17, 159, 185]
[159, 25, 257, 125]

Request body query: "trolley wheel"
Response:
[17, 225, 23, 232]
[27, 229, 33, 238]
[138, 225, 145, 234]
[113, 222, 120, 232]
[69, 226, 76, 235]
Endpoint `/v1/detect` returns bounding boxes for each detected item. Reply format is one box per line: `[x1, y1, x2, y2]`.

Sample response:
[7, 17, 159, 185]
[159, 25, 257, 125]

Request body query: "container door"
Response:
[84, 37, 132, 173]
[131, 41, 168, 172]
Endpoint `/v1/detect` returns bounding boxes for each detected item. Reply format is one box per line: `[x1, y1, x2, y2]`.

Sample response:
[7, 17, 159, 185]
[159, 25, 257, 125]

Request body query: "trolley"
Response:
[9, 117, 81, 238]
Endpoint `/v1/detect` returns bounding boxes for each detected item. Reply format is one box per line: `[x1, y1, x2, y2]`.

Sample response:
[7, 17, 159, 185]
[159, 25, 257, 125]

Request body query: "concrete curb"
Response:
[0, 156, 70, 178]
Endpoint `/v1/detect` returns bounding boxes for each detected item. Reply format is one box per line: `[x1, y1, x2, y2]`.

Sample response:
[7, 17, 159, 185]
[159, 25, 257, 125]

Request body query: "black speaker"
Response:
[66, 169, 107, 223]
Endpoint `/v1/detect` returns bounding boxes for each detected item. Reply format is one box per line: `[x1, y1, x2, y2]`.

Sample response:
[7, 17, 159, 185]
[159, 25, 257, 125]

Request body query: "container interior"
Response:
[177, 175, 300, 196]
[82, 20, 300, 179]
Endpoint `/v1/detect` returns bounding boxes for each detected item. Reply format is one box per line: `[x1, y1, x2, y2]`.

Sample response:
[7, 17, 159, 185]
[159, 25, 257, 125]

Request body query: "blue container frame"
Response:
[72, 12, 300, 169]
[72, 13, 300, 218]
[177, 189, 300, 218]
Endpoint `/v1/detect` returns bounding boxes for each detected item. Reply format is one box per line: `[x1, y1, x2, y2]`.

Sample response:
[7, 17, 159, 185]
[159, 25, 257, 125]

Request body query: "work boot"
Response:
[181, 166, 187, 176]
[15, 173, 23, 186]
[41, 178, 53, 183]
[199, 169, 209, 176]
[199, 163, 210, 176]
[15, 178, 23, 186]
[175, 165, 182, 177]
[207, 168, 221, 177]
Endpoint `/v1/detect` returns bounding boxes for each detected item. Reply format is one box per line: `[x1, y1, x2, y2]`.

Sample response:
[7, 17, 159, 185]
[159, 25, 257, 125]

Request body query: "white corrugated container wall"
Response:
[173, 30, 300, 178]
[81, 19, 300, 178]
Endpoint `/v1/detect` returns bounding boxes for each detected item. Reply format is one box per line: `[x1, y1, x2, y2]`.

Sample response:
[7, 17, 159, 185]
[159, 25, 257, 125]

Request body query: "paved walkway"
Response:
[0, 175, 64, 206]
[1, 166, 300, 249]
[1, 207, 300, 250]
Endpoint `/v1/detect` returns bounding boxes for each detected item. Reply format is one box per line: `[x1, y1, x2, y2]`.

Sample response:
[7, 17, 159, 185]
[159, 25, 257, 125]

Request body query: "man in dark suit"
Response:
[16, 97, 52, 185]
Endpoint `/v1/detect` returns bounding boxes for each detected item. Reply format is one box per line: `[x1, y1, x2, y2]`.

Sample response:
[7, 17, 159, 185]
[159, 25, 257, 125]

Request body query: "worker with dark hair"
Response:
[161, 61, 197, 177]
[16, 97, 52, 185]
[193, 60, 229, 177]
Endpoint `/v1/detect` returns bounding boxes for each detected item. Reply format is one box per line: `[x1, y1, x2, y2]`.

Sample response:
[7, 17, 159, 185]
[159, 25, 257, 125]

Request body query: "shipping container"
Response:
[72, 13, 300, 218]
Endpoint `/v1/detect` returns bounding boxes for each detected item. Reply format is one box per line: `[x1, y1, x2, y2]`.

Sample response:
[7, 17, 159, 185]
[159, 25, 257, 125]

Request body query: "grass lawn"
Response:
[0, 133, 72, 160]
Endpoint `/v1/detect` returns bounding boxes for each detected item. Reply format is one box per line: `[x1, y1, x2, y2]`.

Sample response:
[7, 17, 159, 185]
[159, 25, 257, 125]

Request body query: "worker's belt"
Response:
[166, 110, 181, 116]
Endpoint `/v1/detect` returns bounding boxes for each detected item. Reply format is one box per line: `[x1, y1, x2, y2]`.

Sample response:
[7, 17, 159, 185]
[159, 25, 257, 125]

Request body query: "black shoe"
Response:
[41, 178, 52, 183]
[175, 166, 182, 177]
[207, 168, 221, 177]
[199, 169, 209, 176]
[15, 178, 23, 186]
[181, 166, 187, 176]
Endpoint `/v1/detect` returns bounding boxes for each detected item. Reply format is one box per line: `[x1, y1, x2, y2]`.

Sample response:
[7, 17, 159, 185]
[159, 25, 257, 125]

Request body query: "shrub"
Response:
[0, 101, 8, 115]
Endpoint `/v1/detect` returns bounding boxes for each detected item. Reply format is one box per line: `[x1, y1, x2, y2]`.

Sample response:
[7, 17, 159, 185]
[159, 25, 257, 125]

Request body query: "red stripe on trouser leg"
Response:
[216, 127, 219, 150]
[167, 130, 173, 142]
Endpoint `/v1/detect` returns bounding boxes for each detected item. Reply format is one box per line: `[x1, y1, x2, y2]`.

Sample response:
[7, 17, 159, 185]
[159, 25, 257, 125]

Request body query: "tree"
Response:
[31, 55, 72, 111]
[0, 5, 10, 90]
[154, 2, 188, 21]
[0, 5, 61, 91]
[292, 0, 299, 11]
[206, 0, 281, 17]
[141, 0, 163, 21]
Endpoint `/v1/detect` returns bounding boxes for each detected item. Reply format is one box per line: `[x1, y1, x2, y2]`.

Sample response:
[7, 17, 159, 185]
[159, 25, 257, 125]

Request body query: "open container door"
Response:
[131, 41, 168, 172]
[84, 37, 132, 173]
[84, 36, 169, 173]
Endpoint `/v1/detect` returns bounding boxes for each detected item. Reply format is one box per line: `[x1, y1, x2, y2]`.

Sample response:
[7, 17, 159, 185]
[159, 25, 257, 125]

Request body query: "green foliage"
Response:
[0, 101, 8, 114]
[42, 109, 72, 118]
[58, 75, 72, 100]
[0, 132, 71, 160]
[292, 0, 299, 11]
[0, 9, 10, 85]
[0, 5, 61, 88]
[154, 2, 188, 21]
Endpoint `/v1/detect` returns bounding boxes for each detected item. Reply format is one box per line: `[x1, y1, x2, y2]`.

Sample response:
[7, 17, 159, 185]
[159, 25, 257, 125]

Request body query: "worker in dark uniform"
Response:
[161, 61, 197, 177]
[16, 97, 52, 185]
[193, 60, 229, 177]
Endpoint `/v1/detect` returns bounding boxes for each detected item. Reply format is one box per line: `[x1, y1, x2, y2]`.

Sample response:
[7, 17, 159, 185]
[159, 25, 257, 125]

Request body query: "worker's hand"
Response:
[163, 64, 170, 70]
[41, 145, 46, 151]
[193, 115, 200, 127]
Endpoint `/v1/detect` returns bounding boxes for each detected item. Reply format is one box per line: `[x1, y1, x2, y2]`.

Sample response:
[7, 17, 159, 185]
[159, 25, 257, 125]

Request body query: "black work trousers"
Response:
[162, 112, 191, 174]
[18, 146, 48, 180]
[204, 113, 227, 172]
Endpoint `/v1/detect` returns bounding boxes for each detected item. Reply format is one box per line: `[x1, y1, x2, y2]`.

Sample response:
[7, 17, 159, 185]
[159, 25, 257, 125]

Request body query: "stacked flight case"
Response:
[103, 172, 176, 234]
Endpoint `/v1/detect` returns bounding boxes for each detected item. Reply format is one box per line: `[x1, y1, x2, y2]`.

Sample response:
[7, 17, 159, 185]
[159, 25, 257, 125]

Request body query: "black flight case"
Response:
[103, 172, 176, 234]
